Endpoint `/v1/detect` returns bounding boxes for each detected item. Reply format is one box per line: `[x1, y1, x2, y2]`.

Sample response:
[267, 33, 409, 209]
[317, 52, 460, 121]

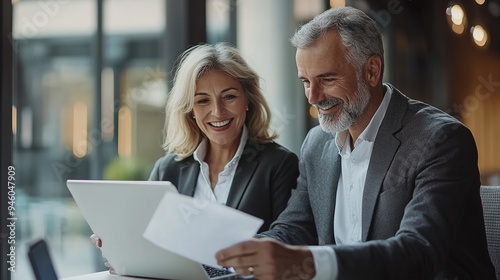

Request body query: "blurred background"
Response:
[2, 0, 500, 279]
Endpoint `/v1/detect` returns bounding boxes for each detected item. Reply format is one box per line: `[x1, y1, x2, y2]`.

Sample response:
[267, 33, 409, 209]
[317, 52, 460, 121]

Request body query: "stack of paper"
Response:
[143, 192, 263, 268]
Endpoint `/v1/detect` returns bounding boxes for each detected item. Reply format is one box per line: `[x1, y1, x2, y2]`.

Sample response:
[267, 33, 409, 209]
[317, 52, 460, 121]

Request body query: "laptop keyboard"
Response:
[202, 265, 244, 279]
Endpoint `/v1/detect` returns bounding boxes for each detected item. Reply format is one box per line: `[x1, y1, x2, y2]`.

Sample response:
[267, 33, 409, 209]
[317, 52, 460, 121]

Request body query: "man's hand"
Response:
[216, 238, 316, 280]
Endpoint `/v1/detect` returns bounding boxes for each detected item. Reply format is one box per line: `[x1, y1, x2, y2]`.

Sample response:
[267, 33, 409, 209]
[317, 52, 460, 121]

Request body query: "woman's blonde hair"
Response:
[163, 43, 277, 160]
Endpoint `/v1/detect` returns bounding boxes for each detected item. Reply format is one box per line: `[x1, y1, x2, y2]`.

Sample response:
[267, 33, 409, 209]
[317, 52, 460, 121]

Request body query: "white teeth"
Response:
[319, 104, 335, 110]
[210, 119, 231, 127]
[317, 99, 340, 110]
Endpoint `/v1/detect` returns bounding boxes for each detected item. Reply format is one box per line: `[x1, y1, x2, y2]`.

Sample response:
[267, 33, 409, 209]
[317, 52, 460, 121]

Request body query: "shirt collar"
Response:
[193, 125, 249, 165]
[335, 84, 393, 153]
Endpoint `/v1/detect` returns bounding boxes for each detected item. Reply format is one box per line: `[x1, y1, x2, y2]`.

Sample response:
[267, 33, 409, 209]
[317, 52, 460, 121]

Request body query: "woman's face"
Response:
[192, 69, 248, 150]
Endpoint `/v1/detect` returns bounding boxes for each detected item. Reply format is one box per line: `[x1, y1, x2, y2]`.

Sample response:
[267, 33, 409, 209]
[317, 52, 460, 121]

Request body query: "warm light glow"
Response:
[309, 106, 318, 119]
[452, 23, 465, 34]
[73, 102, 88, 158]
[330, 0, 346, 8]
[450, 5, 464, 25]
[293, 0, 324, 20]
[471, 25, 488, 47]
[101, 67, 115, 142]
[472, 26, 485, 41]
[475, 0, 485, 5]
[12, 106, 17, 135]
[21, 108, 32, 148]
[118, 106, 132, 158]
[447, 4, 467, 35]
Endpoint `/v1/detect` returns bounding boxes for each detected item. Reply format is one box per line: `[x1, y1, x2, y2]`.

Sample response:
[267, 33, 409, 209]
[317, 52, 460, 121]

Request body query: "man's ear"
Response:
[364, 56, 382, 87]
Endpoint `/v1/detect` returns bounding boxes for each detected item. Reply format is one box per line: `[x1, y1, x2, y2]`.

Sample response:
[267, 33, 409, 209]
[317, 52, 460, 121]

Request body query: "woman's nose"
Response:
[211, 100, 226, 117]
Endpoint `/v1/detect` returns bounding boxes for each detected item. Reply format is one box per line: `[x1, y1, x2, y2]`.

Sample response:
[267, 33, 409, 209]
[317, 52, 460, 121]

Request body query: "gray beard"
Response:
[318, 77, 370, 134]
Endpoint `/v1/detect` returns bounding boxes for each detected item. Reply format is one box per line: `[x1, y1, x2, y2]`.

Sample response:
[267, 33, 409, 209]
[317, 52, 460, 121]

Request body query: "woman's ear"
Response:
[364, 56, 382, 87]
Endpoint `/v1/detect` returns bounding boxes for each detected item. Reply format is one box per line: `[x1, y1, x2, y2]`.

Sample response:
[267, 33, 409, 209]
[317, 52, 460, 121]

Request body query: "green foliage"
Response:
[103, 157, 149, 180]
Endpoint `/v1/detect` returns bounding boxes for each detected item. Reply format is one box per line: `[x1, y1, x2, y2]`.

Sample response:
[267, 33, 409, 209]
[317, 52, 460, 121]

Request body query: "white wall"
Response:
[237, 0, 307, 154]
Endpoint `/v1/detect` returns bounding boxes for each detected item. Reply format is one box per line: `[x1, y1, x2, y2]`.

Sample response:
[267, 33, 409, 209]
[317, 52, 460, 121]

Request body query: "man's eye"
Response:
[321, 78, 335, 85]
[301, 80, 310, 87]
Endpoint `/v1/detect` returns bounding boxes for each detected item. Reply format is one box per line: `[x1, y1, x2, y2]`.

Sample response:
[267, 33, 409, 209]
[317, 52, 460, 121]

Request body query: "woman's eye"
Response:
[223, 94, 237, 100]
[195, 99, 209, 105]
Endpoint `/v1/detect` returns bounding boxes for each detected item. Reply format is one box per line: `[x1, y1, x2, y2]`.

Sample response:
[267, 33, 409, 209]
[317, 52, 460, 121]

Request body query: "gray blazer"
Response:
[149, 140, 299, 233]
[261, 85, 495, 279]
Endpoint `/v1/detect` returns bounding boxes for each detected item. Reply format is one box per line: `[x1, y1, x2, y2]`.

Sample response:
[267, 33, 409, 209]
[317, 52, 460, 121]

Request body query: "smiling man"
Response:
[216, 6, 495, 280]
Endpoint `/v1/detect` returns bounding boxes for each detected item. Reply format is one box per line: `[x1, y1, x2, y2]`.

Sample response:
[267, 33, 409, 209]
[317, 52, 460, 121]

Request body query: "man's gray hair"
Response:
[291, 6, 384, 74]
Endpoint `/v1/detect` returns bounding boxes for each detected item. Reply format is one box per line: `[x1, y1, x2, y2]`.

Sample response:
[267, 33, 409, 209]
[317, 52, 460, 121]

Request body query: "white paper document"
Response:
[143, 192, 263, 268]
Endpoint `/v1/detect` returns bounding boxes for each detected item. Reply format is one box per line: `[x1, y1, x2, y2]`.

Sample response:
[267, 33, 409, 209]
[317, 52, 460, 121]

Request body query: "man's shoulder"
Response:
[404, 98, 468, 135]
[300, 126, 336, 157]
[305, 125, 335, 144]
[386, 91, 474, 150]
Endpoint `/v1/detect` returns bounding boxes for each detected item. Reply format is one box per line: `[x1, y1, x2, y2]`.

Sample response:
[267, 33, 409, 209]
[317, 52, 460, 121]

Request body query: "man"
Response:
[216, 6, 495, 280]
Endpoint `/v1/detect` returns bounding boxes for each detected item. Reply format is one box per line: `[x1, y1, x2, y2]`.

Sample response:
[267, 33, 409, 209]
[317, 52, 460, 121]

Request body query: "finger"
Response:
[232, 264, 259, 277]
[216, 240, 257, 263]
[217, 252, 255, 270]
[90, 234, 102, 248]
[217, 250, 263, 275]
[109, 267, 117, 275]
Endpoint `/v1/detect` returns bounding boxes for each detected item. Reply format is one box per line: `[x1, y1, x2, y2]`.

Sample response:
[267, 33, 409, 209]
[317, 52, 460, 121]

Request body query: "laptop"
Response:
[66, 180, 245, 280]
[28, 239, 59, 280]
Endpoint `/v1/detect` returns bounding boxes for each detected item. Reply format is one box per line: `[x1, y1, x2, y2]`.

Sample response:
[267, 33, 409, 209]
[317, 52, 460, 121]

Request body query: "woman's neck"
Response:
[205, 139, 239, 166]
[204, 136, 241, 188]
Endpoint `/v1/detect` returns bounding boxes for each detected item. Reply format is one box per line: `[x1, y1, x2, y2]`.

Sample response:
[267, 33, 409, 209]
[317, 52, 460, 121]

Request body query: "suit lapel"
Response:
[225, 141, 259, 209]
[323, 139, 341, 244]
[178, 160, 199, 196]
[361, 87, 406, 241]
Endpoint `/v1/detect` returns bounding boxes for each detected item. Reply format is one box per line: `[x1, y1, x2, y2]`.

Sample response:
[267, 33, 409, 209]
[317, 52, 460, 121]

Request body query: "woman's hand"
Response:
[90, 233, 116, 274]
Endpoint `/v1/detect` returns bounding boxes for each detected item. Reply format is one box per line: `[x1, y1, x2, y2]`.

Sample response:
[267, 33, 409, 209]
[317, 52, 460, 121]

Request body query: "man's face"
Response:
[296, 30, 370, 134]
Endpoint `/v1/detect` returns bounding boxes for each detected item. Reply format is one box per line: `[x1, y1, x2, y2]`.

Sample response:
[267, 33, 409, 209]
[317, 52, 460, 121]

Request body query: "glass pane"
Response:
[12, 0, 166, 279]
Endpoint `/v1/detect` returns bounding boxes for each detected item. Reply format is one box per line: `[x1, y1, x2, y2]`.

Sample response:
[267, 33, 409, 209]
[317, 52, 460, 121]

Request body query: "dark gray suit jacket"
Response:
[149, 140, 299, 233]
[261, 85, 495, 279]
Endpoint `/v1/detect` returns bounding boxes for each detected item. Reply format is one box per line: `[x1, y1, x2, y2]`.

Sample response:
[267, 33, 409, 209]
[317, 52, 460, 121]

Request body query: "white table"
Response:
[61, 271, 151, 280]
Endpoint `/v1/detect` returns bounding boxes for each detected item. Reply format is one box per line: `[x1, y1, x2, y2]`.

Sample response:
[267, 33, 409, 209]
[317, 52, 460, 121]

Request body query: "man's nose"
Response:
[306, 83, 322, 105]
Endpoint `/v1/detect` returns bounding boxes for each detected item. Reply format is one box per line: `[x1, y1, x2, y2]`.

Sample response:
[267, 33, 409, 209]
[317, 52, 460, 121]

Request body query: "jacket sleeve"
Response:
[269, 150, 299, 222]
[258, 130, 321, 245]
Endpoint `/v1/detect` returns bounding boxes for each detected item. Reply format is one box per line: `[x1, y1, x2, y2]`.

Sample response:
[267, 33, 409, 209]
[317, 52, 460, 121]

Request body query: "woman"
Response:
[91, 43, 298, 274]
[149, 43, 298, 232]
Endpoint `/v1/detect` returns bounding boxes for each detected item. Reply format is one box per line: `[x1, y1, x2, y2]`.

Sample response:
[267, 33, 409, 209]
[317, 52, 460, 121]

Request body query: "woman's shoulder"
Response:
[149, 153, 195, 181]
[152, 153, 195, 171]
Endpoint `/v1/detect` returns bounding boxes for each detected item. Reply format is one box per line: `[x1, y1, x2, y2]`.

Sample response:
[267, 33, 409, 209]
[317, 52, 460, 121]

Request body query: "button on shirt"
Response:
[310, 84, 393, 280]
[192, 126, 248, 204]
[334, 131, 373, 245]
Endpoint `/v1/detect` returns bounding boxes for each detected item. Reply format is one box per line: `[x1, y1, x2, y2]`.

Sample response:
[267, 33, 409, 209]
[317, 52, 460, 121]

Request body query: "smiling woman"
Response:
[192, 69, 248, 155]
[148, 43, 299, 233]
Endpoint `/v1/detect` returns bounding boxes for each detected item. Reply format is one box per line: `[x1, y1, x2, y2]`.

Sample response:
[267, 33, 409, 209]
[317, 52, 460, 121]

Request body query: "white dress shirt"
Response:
[192, 126, 248, 205]
[310, 84, 393, 280]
